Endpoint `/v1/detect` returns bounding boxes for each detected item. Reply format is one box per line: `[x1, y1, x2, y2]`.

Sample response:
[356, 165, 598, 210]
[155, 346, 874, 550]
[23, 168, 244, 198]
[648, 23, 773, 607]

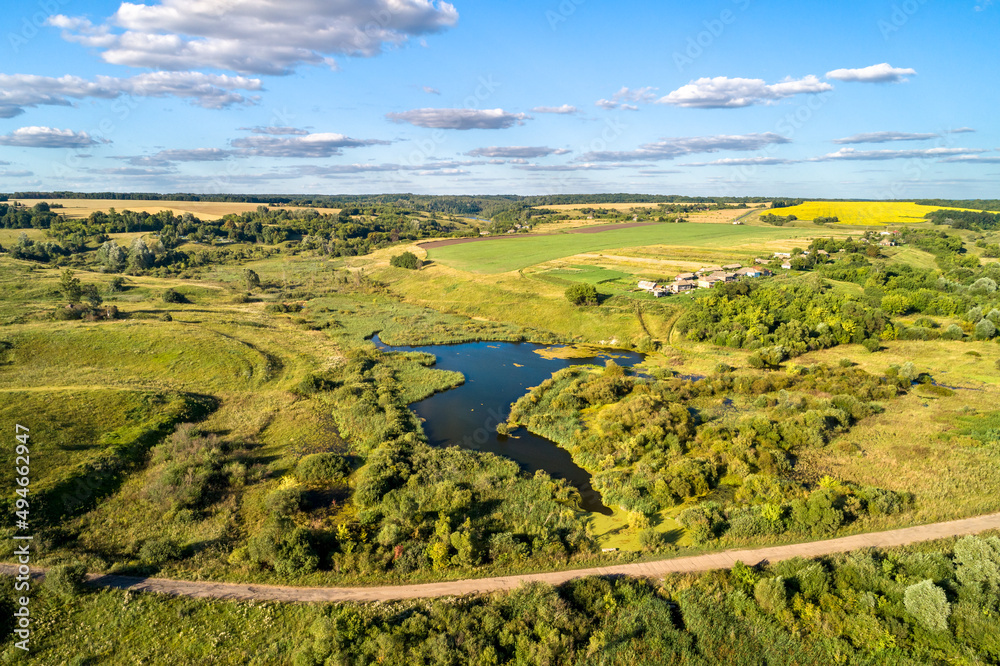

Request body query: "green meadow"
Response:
[426, 223, 803, 273]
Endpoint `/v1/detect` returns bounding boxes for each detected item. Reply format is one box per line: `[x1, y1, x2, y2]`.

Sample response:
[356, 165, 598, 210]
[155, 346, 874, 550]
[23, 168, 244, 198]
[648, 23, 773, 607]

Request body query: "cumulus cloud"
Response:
[658, 75, 832, 108]
[834, 131, 940, 144]
[812, 147, 987, 161]
[825, 63, 916, 83]
[238, 126, 309, 136]
[386, 108, 531, 130]
[0, 126, 106, 148]
[594, 86, 656, 110]
[0, 72, 261, 118]
[466, 146, 570, 159]
[580, 133, 791, 162]
[231, 133, 391, 158]
[531, 104, 578, 114]
[49, 0, 459, 75]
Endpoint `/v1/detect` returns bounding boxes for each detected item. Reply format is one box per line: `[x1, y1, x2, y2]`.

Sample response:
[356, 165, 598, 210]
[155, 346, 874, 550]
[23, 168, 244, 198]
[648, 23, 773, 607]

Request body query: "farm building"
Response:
[781, 262, 793, 270]
[675, 272, 696, 281]
[637, 280, 658, 291]
[698, 266, 723, 274]
[670, 280, 697, 293]
[735, 267, 768, 278]
[773, 252, 791, 259]
[722, 263, 742, 271]
[698, 276, 725, 289]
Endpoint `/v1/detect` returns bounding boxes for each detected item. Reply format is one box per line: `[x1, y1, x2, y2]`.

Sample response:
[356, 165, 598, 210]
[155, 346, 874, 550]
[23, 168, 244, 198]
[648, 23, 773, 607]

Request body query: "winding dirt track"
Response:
[4, 512, 999, 603]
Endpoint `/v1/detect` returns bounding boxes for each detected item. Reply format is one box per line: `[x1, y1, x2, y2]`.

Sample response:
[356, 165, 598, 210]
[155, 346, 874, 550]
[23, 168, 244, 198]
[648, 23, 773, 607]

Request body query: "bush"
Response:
[565, 283, 598, 306]
[160, 313, 172, 322]
[265, 486, 303, 516]
[296, 453, 350, 483]
[45, 563, 88, 598]
[942, 324, 965, 340]
[904, 580, 951, 632]
[162, 288, 186, 303]
[975, 318, 997, 340]
[389, 252, 422, 270]
[138, 537, 182, 565]
[754, 576, 788, 615]
[862, 338, 882, 353]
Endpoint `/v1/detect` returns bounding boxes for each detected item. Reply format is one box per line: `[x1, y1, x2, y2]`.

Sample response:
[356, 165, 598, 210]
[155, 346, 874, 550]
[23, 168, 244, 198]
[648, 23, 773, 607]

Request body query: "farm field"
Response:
[772, 201, 980, 225]
[424, 222, 805, 273]
[9, 199, 341, 220]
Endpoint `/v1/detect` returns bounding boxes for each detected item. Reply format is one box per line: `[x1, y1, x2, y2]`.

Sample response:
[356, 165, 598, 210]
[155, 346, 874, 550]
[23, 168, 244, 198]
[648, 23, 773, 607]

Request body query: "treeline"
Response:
[925, 208, 1000, 230]
[916, 198, 1000, 212]
[0, 202, 62, 229]
[507, 362, 910, 542]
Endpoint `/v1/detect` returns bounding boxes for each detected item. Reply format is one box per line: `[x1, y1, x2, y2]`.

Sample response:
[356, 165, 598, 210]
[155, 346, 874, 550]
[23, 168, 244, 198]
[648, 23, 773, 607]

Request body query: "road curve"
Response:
[4, 512, 999, 603]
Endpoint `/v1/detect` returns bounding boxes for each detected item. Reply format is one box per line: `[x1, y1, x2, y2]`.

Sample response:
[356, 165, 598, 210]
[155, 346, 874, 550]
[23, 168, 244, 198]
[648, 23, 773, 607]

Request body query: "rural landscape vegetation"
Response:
[2, 1, 1000, 665]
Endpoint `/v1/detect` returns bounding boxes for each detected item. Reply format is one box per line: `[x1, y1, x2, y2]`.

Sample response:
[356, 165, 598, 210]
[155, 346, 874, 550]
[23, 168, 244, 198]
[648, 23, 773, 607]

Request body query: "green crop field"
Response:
[540, 265, 632, 285]
[426, 223, 803, 273]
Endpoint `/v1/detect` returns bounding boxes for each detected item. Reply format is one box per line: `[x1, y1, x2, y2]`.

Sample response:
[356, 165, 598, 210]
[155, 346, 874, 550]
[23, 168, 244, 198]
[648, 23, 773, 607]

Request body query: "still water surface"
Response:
[372, 335, 644, 514]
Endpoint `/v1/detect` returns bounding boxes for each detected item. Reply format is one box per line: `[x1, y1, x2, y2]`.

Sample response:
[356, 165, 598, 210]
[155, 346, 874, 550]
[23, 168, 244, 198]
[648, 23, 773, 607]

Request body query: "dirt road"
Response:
[5, 512, 998, 603]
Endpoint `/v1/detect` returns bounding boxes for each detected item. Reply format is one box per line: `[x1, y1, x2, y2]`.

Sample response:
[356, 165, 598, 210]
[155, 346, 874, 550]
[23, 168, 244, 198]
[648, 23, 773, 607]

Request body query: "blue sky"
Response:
[0, 0, 997, 197]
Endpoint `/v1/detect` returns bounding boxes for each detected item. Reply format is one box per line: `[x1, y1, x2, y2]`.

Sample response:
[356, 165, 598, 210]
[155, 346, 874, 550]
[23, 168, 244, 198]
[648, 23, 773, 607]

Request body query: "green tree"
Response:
[904, 580, 951, 632]
[59, 269, 82, 303]
[243, 268, 261, 290]
[82, 283, 103, 309]
[96, 240, 127, 272]
[127, 237, 153, 272]
[390, 251, 422, 270]
[565, 283, 598, 306]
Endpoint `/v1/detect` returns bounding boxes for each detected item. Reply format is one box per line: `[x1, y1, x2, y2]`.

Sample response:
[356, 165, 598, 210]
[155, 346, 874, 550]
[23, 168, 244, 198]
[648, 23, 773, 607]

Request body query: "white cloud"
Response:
[49, 0, 459, 75]
[681, 157, 798, 167]
[237, 126, 309, 136]
[812, 147, 986, 161]
[531, 104, 578, 114]
[948, 127, 976, 134]
[466, 146, 570, 158]
[938, 155, 1000, 164]
[0, 169, 34, 178]
[834, 131, 940, 144]
[231, 133, 390, 158]
[124, 148, 233, 166]
[612, 86, 658, 104]
[825, 63, 916, 83]
[0, 72, 261, 118]
[422, 86, 441, 95]
[658, 75, 832, 108]
[514, 163, 616, 172]
[0, 127, 106, 148]
[580, 133, 791, 162]
[386, 108, 531, 130]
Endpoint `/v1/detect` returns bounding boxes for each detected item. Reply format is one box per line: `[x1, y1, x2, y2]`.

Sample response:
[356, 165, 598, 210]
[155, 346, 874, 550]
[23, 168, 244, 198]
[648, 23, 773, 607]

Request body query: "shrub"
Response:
[754, 576, 788, 615]
[162, 288, 186, 303]
[975, 318, 997, 340]
[862, 338, 882, 353]
[265, 486, 303, 516]
[565, 283, 598, 306]
[139, 537, 182, 565]
[941, 324, 965, 340]
[45, 563, 88, 597]
[389, 252, 422, 270]
[904, 580, 951, 632]
[160, 313, 172, 322]
[296, 453, 350, 483]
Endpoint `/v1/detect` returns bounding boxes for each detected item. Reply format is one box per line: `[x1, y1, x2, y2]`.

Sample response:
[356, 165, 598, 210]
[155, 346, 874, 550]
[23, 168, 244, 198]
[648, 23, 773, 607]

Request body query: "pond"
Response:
[371, 335, 644, 514]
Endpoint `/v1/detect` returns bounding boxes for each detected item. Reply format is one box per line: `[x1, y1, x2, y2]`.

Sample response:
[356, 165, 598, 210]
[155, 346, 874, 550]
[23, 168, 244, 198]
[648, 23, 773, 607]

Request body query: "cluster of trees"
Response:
[760, 213, 799, 226]
[285, 535, 1000, 664]
[925, 208, 1000, 231]
[0, 201, 61, 229]
[506, 361, 909, 538]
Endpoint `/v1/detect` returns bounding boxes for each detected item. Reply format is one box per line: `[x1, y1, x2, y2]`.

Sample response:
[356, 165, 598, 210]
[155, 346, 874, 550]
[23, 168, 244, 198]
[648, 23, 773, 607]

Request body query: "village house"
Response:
[722, 263, 741, 271]
[781, 262, 793, 270]
[735, 267, 768, 278]
[698, 275, 724, 289]
[675, 272, 697, 281]
[880, 239, 896, 247]
[773, 252, 791, 258]
[698, 266, 724, 274]
[670, 280, 697, 293]
[754, 257, 769, 264]
[637, 280, 659, 292]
